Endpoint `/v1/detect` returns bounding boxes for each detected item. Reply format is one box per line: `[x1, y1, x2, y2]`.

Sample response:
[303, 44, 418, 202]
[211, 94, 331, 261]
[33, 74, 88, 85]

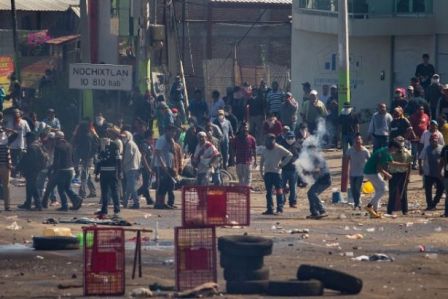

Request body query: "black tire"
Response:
[220, 253, 264, 270]
[267, 280, 324, 297]
[33, 236, 80, 250]
[226, 280, 269, 295]
[218, 235, 273, 257]
[224, 267, 270, 282]
[297, 264, 363, 294]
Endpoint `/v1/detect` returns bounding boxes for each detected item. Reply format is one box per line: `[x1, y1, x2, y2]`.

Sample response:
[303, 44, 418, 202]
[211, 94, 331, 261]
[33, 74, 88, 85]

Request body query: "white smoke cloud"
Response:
[294, 118, 327, 185]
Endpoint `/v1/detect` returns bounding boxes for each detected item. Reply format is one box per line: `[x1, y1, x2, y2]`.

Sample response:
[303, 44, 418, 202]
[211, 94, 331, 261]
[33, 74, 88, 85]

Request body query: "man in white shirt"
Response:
[7, 109, 30, 177]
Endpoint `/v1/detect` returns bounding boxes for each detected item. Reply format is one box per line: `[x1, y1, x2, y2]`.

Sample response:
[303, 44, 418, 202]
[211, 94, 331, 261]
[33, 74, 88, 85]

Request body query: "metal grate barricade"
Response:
[175, 226, 217, 291]
[182, 185, 250, 227]
[83, 226, 125, 296]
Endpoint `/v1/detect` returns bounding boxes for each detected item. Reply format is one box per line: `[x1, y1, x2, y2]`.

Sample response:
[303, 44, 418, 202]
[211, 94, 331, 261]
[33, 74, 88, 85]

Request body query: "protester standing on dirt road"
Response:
[363, 140, 408, 218]
[234, 122, 256, 186]
[346, 133, 370, 210]
[259, 133, 292, 215]
[419, 133, 444, 211]
[0, 118, 17, 211]
[279, 131, 300, 208]
[95, 136, 122, 217]
[304, 144, 331, 219]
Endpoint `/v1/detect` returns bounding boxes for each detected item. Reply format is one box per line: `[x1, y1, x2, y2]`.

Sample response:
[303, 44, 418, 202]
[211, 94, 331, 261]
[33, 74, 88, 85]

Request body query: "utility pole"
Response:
[338, 0, 350, 193]
[338, 0, 350, 109]
[182, 0, 186, 62]
[10, 0, 20, 81]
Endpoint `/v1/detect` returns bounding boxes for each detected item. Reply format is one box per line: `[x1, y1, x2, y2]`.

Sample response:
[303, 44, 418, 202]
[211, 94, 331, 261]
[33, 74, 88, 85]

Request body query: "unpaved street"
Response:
[0, 149, 447, 298]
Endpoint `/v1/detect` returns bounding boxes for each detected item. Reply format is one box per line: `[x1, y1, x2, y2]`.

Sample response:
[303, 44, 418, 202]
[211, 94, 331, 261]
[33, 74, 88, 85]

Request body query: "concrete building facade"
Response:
[292, 0, 448, 117]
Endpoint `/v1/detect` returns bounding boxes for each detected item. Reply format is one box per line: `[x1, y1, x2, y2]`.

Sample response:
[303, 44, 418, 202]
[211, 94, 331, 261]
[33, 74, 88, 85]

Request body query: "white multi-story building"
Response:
[292, 0, 447, 116]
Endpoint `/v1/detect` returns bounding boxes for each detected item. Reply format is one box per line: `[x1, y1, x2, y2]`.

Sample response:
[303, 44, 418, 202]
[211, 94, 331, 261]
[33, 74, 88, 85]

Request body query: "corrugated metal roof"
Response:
[0, 0, 79, 12]
[211, 0, 291, 4]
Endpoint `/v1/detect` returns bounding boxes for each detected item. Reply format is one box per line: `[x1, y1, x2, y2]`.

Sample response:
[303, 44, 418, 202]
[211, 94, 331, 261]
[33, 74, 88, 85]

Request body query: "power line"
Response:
[207, 8, 268, 82]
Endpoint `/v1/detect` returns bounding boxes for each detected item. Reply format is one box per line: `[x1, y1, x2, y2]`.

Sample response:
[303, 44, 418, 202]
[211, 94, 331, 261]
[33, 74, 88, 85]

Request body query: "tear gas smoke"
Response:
[294, 118, 327, 185]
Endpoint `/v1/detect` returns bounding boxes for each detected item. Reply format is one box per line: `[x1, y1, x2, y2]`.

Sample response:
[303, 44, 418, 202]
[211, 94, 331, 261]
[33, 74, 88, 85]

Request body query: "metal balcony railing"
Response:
[296, 0, 433, 18]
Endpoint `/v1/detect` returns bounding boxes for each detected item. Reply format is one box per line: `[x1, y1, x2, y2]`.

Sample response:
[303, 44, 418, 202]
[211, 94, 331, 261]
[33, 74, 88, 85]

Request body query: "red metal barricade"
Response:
[182, 185, 250, 227]
[175, 226, 217, 291]
[83, 226, 125, 296]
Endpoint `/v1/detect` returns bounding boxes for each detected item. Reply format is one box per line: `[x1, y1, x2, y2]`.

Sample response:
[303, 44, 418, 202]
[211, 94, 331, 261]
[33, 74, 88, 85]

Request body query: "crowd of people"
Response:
[0, 54, 447, 219]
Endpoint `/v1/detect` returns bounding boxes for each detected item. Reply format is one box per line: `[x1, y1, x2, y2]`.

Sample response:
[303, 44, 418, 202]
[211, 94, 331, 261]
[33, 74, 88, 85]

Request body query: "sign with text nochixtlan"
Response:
[69, 63, 132, 91]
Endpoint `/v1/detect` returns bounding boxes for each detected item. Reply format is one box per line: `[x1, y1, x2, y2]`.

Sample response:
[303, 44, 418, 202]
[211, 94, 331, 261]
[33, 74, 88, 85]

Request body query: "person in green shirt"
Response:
[363, 140, 409, 218]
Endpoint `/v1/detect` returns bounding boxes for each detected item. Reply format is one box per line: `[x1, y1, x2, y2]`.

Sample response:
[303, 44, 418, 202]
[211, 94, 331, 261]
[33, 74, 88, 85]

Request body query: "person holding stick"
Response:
[387, 136, 412, 215]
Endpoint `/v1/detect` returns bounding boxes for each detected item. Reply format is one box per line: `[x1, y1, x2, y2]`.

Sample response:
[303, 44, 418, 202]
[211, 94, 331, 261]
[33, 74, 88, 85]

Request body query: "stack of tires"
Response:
[218, 235, 363, 296]
[218, 235, 272, 295]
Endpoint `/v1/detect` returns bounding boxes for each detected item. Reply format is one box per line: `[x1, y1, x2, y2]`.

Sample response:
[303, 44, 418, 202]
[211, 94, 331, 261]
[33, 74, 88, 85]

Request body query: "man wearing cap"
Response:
[266, 81, 284, 117]
[301, 90, 327, 134]
[338, 102, 360, 153]
[280, 92, 298, 130]
[368, 103, 392, 151]
[426, 74, 443, 118]
[213, 109, 233, 169]
[7, 109, 30, 177]
[52, 131, 82, 211]
[419, 133, 444, 211]
[17, 133, 48, 211]
[259, 134, 293, 215]
[420, 120, 444, 150]
[192, 131, 220, 186]
[43, 108, 61, 131]
[387, 136, 412, 216]
[391, 88, 408, 112]
[437, 84, 448, 120]
[279, 131, 299, 208]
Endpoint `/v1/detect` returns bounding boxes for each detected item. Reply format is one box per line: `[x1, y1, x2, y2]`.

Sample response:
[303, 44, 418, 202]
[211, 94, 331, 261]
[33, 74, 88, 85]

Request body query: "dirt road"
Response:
[0, 149, 447, 298]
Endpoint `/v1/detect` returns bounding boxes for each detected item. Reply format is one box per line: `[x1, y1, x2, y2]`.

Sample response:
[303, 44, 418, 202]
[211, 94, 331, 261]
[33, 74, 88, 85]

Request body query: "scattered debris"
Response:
[148, 283, 175, 292]
[289, 228, 310, 234]
[35, 255, 44, 260]
[365, 228, 375, 233]
[6, 221, 22, 230]
[130, 287, 153, 298]
[175, 282, 219, 298]
[5, 215, 18, 220]
[59, 217, 133, 226]
[346, 234, 364, 240]
[57, 283, 82, 289]
[352, 254, 394, 262]
[434, 226, 442, 232]
[338, 213, 347, 220]
[424, 253, 438, 260]
[163, 259, 174, 265]
[325, 242, 340, 248]
[42, 218, 58, 224]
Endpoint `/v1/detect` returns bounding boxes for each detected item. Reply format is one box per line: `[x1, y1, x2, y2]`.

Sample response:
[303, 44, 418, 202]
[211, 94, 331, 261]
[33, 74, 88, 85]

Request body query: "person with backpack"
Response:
[17, 133, 48, 211]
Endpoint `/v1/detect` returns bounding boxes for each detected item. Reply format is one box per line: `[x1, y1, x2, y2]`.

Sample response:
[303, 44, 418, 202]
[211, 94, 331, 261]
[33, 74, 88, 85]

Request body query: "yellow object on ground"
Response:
[362, 180, 374, 194]
[43, 227, 73, 237]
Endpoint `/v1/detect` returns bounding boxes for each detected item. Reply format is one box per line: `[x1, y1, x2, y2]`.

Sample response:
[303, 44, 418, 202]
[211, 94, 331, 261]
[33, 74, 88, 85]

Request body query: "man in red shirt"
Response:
[263, 113, 282, 138]
[234, 122, 256, 186]
[409, 105, 429, 169]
